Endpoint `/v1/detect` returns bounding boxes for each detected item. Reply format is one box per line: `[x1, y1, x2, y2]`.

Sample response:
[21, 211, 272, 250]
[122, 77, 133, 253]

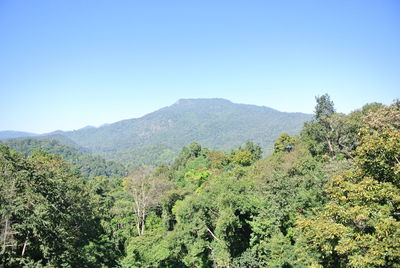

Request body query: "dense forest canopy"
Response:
[0, 138, 127, 178]
[1, 95, 399, 267]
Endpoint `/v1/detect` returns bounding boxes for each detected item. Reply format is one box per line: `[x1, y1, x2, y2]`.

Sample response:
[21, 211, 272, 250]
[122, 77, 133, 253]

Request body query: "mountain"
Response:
[0, 130, 38, 140]
[41, 98, 312, 167]
[1, 138, 127, 178]
[40, 133, 92, 153]
[79, 125, 96, 130]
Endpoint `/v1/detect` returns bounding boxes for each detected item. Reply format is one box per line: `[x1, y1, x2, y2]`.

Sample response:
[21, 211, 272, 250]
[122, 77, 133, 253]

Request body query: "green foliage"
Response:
[246, 144, 329, 267]
[231, 142, 263, 166]
[2, 97, 398, 267]
[125, 167, 172, 236]
[296, 102, 400, 267]
[169, 177, 257, 267]
[315, 93, 335, 122]
[122, 232, 171, 267]
[1, 138, 127, 178]
[242, 141, 263, 161]
[84, 175, 136, 262]
[301, 94, 383, 160]
[274, 133, 297, 153]
[184, 169, 210, 187]
[0, 146, 111, 267]
[355, 102, 400, 186]
[172, 142, 207, 170]
[232, 151, 254, 166]
[207, 150, 229, 169]
[121, 140, 330, 267]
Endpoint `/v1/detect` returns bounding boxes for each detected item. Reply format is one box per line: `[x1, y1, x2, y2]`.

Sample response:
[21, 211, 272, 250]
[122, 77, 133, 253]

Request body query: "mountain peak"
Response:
[173, 98, 232, 106]
[79, 125, 96, 130]
[3, 99, 312, 167]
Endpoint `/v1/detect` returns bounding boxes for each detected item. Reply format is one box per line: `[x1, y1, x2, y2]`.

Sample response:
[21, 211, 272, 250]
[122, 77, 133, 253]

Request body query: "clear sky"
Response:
[0, 0, 399, 133]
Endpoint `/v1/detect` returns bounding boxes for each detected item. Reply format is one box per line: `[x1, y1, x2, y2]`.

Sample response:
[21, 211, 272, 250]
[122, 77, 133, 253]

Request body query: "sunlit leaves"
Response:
[296, 102, 400, 267]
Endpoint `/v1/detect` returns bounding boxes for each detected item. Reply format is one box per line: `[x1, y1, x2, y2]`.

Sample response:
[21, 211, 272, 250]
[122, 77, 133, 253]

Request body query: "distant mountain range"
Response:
[0, 130, 38, 140]
[0, 98, 312, 168]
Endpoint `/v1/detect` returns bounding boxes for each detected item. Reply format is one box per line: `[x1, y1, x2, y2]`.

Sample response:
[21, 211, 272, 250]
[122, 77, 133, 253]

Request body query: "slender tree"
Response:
[125, 168, 170, 236]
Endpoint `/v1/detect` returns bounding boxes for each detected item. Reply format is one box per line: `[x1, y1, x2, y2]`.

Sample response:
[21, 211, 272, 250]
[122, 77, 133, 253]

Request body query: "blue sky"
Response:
[0, 0, 399, 133]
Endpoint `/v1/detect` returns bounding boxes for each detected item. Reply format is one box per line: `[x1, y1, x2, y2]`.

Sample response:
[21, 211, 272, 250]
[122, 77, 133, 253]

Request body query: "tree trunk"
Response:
[2, 217, 9, 253]
[325, 136, 334, 156]
[21, 233, 29, 256]
[140, 208, 146, 235]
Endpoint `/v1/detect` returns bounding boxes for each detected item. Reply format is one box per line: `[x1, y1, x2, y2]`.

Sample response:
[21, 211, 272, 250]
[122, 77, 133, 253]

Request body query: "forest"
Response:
[1, 95, 399, 267]
[1, 138, 127, 179]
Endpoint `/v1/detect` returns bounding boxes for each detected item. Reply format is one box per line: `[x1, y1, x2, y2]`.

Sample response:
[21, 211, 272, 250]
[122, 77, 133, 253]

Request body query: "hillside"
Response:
[1, 138, 127, 178]
[46, 98, 312, 167]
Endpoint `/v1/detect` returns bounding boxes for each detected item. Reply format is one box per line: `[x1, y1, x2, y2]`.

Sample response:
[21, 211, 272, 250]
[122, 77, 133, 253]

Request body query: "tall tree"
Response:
[315, 94, 335, 122]
[125, 168, 170, 236]
[301, 94, 377, 159]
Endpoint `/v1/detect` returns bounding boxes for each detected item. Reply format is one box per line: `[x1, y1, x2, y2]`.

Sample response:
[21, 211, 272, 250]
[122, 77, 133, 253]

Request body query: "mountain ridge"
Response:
[2, 98, 312, 168]
[49, 98, 312, 167]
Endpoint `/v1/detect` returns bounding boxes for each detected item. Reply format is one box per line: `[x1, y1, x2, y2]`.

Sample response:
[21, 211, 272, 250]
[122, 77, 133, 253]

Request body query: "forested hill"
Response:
[44, 98, 312, 167]
[1, 138, 127, 178]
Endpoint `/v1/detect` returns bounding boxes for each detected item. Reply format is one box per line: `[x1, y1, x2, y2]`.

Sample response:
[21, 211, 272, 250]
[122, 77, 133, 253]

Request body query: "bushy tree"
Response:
[231, 142, 262, 166]
[273, 133, 298, 153]
[247, 144, 328, 267]
[355, 101, 400, 186]
[172, 142, 205, 170]
[301, 94, 381, 160]
[0, 147, 106, 267]
[168, 177, 257, 267]
[296, 102, 400, 267]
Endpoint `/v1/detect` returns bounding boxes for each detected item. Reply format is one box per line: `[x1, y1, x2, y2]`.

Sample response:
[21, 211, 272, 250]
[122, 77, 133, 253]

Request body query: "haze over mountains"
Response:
[1, 98, 312, 167]
[0, 130, 38, 140]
